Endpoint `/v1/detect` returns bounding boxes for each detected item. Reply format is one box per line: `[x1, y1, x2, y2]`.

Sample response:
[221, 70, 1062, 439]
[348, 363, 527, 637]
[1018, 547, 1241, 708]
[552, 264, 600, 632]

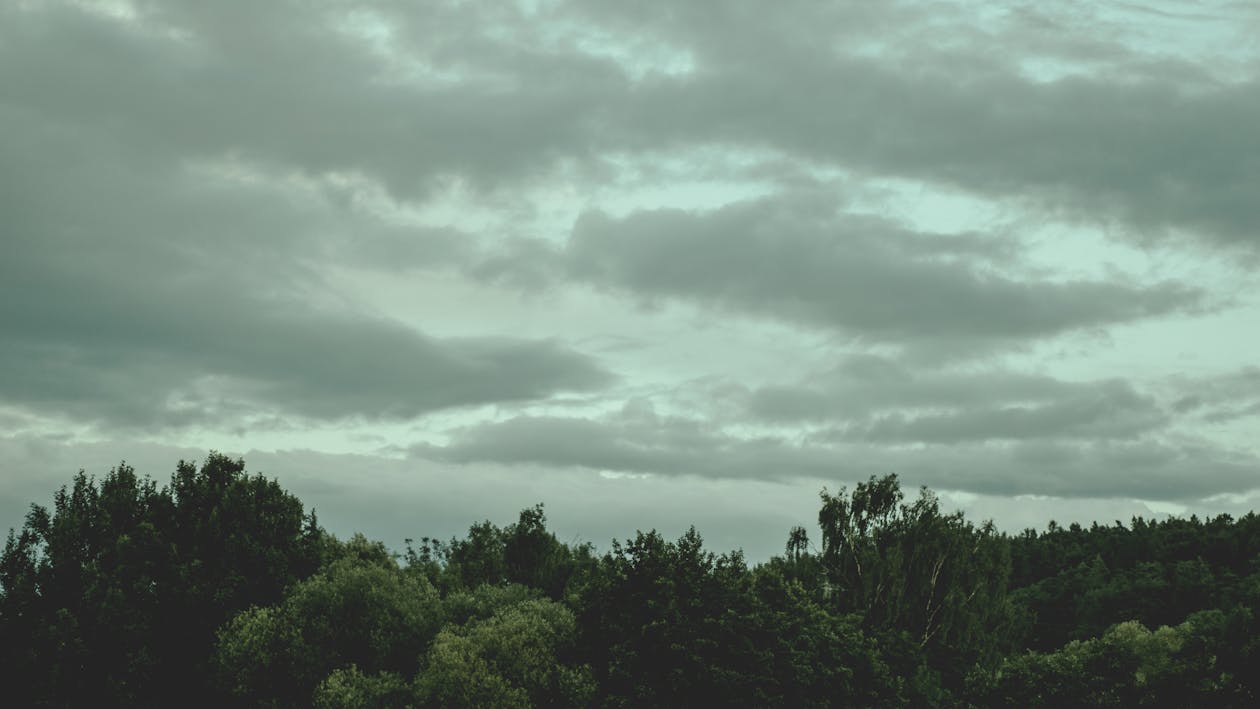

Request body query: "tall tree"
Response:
[817, 474, 1013, 690]
[215, 536, 444, 707]
[0, 454, 324, 707]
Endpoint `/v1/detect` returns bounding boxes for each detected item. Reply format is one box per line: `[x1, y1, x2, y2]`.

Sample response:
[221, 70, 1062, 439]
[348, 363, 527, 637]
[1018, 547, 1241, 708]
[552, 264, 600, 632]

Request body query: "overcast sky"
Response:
[4, 0, 1259, 560]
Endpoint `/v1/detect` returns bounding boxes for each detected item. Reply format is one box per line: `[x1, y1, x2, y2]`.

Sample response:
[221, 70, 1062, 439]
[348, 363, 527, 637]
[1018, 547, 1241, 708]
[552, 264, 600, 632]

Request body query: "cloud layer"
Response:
[565, 196, 1200, 350]
[2, 0, 1258, 538]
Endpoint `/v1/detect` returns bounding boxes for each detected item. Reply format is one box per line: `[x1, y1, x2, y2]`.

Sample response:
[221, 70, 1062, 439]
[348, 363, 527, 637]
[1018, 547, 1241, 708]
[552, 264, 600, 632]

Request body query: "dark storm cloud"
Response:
[565, 195, 1200, 348]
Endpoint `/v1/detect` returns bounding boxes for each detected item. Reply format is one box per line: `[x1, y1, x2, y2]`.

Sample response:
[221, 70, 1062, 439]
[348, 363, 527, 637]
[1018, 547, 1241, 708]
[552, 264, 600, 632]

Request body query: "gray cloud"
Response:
[577, 0, 1260, 247]
[413, 403, 840, 482]
[0, 1, 1236, 344]
[0, 276, 612, 428]
[836, 387, 1165, 444]
[2, 0, 1256, 525]
[0, 1, 623, 198]
[736, 355, 1169, 443]
[0, 78, 611, 429]
[412, 402, 1259, 499]
[564, 195, 1199, 349]
[6, 0, 1257, 249]
[1166, 367, 1260, 424]
[747, 356, 1078, 420]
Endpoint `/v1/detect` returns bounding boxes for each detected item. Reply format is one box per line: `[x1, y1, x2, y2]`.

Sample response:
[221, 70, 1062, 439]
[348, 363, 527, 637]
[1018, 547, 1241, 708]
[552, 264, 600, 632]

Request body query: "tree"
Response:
[313, 666, 413, 709]
[215, 538, 443, 707]
[504, 503, 584, 599]
[817, 474, 1013, 692]
[416, 598, 594, 708]
[446, 520, 508, 589]
[577, 527, 766, 707]
[747, 564, 901, 706]
[0, 454, 324, 707]
[970, 615, 1252, 707]
[160, 454, 326, 698]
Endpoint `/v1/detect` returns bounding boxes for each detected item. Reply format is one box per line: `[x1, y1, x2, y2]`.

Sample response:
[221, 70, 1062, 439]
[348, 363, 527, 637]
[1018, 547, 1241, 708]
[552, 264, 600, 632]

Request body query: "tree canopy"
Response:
[2, 456, 1258, 707]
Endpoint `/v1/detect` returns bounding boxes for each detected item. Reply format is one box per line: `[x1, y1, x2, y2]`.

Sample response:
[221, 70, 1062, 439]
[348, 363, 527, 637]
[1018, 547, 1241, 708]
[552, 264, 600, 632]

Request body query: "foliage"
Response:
[1009, 513, 1260, 650]
[313, 666, 413, 709]
[745, 564, 902, 706]
[416, 598, 594, 708]
[0, 454, 323, 707]
[406, 503, 597, 601]
[214, 541, 443, 706]
[575, 525, 905, 707]
[4, 456, 1260, 707]
[969, 612, 1258, 707]
[816, 475, 1014, 693]
[574, 527, 761, 706]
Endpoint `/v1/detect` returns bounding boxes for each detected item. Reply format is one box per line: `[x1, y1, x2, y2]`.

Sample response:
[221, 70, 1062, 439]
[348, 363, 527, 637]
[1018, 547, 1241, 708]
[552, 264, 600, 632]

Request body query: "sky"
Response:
[3, 0, 1260, 560]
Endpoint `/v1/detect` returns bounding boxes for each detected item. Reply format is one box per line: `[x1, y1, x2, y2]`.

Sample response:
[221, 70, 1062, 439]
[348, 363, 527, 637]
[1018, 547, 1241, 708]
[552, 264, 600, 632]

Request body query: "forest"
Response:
[2, 453, 1257, 707]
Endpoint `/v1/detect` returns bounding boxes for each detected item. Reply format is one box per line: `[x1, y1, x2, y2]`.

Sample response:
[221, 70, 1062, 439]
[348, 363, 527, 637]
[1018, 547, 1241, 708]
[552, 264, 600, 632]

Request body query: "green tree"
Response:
[447, 520, 509, 589]
[971, 614, 1254, 707]
[313, 666, 413, 709]
[416, 598, 594, 707]
[0, 454, 323, 707]
[504, 504, 587, 599]
[215, 538, 443, 707]
[817, 474, 1013, 693]
[577, 527, 767, 706]
[747, 563, 901, 706]
[440, 582, 541, 627]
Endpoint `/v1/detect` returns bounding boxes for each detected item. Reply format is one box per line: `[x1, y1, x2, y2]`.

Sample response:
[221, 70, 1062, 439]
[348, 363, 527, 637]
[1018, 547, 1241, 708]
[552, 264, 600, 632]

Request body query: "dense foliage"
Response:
[2, 455, 1258, 707]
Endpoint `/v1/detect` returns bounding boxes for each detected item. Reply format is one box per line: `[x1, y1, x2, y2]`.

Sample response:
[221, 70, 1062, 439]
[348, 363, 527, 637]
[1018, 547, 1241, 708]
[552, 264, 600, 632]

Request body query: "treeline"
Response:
[1, 454, 1257, 707]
